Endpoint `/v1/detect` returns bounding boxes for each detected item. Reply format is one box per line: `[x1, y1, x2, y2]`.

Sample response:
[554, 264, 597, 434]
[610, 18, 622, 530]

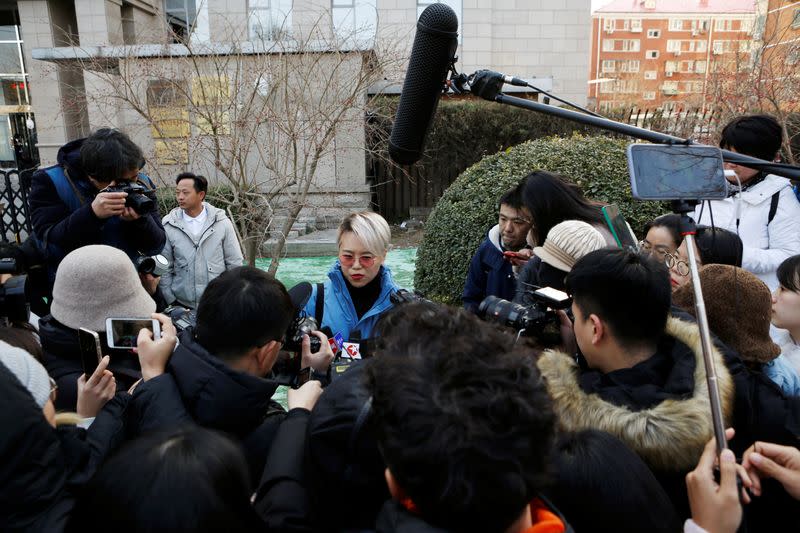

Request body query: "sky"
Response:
[591, 0, 615, 12]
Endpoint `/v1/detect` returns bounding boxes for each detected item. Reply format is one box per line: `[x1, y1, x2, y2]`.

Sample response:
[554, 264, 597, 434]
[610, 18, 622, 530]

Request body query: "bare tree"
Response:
[55, 13, 403, 271]
[704, 14, 800, 164]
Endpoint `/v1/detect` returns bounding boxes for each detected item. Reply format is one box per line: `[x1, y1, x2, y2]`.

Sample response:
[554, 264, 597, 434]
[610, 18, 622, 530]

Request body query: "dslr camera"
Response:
[478, 286, 571, 346]
[135, 254, 170, 277]
[101, 182, 157, 215]
[162, 305, 197, 333]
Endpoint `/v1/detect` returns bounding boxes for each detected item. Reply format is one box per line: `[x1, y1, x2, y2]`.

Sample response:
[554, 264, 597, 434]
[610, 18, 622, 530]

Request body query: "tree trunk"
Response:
[245, 237, 258, 268]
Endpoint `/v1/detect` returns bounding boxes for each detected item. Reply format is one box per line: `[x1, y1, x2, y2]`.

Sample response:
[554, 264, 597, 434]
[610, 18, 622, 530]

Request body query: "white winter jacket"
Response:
[161, 202, 244, 309]
[694, 174, 800, 290]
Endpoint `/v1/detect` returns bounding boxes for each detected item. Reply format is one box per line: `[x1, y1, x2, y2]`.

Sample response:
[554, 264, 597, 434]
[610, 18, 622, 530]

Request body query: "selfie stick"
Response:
[672, 201, 729, 454]
[462, 70, 800, 180]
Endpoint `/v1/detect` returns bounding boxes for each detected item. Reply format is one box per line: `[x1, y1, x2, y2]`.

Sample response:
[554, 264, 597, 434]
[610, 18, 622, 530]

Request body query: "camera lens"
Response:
[478, 296, 529, 330]
[126, 192, 154, 214]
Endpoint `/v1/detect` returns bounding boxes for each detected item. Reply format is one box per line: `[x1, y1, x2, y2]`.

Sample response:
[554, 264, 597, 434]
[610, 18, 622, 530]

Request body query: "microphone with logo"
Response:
[388, 3, 458, 166]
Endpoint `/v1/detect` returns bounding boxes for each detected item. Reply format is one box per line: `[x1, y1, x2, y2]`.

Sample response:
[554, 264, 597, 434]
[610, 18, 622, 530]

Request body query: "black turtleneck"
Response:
[345, 269, 383, 320]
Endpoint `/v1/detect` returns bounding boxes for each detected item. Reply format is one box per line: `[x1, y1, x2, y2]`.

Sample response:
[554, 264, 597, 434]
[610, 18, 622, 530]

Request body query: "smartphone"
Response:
[503, 251, 521, 259]
[627, 143, 728, 200]
[105, 318, 160, 349]
[601, 204, 638, 251]
[78, 327, 103, 376]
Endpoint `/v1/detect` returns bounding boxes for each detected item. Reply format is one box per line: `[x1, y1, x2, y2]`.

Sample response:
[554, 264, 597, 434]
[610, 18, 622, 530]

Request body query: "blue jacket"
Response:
[302, 263, 401, 343]
[762, 354, 800, 397]
[462, 225, 516, 312]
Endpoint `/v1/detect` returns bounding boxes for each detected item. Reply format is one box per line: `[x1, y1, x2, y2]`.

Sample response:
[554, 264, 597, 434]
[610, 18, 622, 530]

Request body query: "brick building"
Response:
[756, 0, 800, 109]
[589, 0, 757, 112]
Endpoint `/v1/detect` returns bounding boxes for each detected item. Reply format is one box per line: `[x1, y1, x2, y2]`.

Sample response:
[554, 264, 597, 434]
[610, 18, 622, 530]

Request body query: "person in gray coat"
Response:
[161, 173, 244, 309]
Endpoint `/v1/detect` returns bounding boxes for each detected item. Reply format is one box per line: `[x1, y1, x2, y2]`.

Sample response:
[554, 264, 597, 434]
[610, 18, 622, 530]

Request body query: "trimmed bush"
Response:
[155, 184, 242, 219]
[414, 134, 669, 304]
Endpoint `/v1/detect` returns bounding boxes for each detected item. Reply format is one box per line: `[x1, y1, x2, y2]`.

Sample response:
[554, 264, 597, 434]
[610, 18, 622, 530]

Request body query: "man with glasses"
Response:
[130, 266, 333, 481]
[28, 128, 166, 306]
[463, 182, 532, 312]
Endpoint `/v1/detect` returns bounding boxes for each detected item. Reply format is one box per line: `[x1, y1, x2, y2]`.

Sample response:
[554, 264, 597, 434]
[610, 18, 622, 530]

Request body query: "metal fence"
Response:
[0, 168, 34, 243]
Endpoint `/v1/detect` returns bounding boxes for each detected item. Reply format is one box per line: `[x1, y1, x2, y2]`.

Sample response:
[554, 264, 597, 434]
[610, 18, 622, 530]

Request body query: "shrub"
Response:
[414, 134, 669, 304]
[155, 184, 242, 220]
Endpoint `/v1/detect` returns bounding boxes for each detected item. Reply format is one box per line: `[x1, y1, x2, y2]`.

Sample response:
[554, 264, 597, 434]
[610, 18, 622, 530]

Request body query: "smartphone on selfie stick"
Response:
[628, 143, 730, 455]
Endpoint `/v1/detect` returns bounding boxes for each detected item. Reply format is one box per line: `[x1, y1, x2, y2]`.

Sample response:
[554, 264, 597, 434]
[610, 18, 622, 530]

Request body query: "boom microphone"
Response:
[388, 3, 458, 165]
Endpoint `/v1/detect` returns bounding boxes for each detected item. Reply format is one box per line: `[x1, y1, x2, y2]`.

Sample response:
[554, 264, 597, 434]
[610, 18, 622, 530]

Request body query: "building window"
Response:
[249, 0, 293, 41]
[665, 61, 677, 72]
[666, 40, 679, 52]
[630, 19, 642, 32]
[644, 70, 657, 79]
[602, 60, 615, 72]
[645, 50, 659, 59]
[679, 60, 694, 73]
[599, 80, 616, 93]
[668, 19, 685, 31]
[647, 28, 660, 38]
[602, 39, 639, 52]
[418, 1, 463, 43]
[695, 60, 707, 73]
[332, 0, 377, 42]
[643, 91, 656, 100]
[714, 18, 734, 32]
[164, 0, 196, 41]
[603, 18, 615, 31]
[627, 60, 640, 72]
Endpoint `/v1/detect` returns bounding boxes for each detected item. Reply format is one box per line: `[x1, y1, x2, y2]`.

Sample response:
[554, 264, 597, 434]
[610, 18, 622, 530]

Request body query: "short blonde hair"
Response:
[337, 211, 391, 256]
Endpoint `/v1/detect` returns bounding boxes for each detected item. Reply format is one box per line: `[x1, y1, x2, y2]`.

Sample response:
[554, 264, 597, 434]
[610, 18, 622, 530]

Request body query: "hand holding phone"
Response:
[503, 249, 532, 265]
[76, 355, 116, 418]
[105, 318, 161, 349]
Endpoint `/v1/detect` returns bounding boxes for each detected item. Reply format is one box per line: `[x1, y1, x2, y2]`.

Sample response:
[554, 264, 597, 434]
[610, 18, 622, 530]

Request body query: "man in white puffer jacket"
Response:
[694, 115, 800, 291]
[161, 173, 243, 309]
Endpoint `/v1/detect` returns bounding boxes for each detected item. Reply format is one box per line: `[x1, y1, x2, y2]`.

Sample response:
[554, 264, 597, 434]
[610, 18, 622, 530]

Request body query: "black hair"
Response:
[368, 303, 555, 533]
[522, 171, 605, 244]
[777, 254, 800, 293]
[194, 266, 293, 360]
[694, 226, 743, 267]
[80, 128, 144, 184]
[642, 214, 683, 249]
[567, 248, 670, 349]
[176, 172, 209, 194]
[66, 426, 259, 533]
[545, 430, 681, 533]
[499, 180, 526, 211]
[719, 114, 783, 162]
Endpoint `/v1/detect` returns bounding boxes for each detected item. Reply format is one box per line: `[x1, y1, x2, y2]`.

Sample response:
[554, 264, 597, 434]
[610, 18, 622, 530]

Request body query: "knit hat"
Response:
[51, 245, 156, 332]
[533, 220, 608, 273]
[0, 340, 51, 408]
[672, 264, 780, 364]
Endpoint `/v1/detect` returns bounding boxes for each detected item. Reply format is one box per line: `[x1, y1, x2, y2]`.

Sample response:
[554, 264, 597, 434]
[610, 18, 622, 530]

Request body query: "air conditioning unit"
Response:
[665, 71, 673, 77]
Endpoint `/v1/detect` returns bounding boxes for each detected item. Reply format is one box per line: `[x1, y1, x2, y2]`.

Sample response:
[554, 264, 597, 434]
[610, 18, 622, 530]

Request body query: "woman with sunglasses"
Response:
[666, 225, 743, 290]
[301, 212, 402, 352]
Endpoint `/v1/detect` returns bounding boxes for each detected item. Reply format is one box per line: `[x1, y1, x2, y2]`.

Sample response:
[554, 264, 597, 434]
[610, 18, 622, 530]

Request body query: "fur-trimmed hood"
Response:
[538, 317, 735, 472]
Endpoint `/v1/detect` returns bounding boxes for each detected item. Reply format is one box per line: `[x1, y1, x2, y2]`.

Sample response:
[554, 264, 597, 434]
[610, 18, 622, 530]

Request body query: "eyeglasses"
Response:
[48, 377, 58, 403]
[339, 253, 376, 268]
[639, 240, 670, 260]
[664, 252, 691, 277]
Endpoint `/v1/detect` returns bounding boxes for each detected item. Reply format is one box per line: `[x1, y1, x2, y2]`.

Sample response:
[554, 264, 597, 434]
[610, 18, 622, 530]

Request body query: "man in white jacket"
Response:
[161, 173, 243, 309]
[694, 115, 800, 291]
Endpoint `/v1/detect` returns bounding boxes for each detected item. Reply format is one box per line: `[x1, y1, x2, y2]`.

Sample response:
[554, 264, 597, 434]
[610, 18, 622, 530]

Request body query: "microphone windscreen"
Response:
[388, 3, 458, 166]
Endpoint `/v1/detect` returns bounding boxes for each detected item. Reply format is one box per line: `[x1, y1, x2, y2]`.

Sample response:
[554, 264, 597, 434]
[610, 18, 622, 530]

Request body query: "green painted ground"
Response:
[255, 247, 417, 290]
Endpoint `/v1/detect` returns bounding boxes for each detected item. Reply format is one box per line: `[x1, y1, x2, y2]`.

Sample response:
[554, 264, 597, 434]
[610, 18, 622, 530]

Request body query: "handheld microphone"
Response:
[388, 3, 458, 165]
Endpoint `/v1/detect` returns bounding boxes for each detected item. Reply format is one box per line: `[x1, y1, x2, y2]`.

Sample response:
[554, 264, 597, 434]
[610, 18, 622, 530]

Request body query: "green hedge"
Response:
[414, 134, 669, 304]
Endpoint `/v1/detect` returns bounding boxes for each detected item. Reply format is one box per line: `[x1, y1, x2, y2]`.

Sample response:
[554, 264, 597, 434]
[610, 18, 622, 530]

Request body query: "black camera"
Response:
[101, 183, 157, 214]
[478, 287, 571, 345]
[284, 315, 322, 353]
[389, 288, 432, 306]
[0, 268, 30, 323]
[163, 305, 197, 333]
[135, 254, 170, 277]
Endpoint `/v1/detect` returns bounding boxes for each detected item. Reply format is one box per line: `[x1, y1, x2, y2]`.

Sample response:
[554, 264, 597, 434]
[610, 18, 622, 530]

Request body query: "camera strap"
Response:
[315, 282, 324, 325]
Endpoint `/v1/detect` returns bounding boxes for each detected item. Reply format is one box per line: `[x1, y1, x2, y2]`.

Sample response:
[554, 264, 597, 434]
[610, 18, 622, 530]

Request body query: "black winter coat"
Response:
[129, 329, 286, 483]
[0, 363, 130, 532]
[38, 313, 141, 411]
[27, 138, 165, 291]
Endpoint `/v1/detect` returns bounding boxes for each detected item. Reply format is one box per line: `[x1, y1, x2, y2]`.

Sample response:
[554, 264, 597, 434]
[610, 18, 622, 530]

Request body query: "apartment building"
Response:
[756, 0, 800, 109]
[589, 0, 756, 112]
